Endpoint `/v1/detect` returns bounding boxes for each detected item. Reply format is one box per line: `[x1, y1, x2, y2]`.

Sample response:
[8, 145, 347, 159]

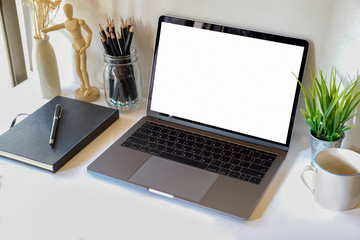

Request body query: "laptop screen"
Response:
[148, 16, 309, 147]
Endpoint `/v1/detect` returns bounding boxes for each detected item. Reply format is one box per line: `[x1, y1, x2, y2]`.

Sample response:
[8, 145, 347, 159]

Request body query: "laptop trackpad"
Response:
[128, 156, 218, 202]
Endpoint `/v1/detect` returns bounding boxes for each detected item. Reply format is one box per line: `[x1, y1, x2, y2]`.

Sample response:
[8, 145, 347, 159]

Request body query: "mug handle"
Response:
[301, 166, 316, 194]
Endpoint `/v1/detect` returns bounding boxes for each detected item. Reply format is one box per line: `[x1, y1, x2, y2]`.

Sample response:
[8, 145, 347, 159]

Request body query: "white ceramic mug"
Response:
[301, 148, 360, 211]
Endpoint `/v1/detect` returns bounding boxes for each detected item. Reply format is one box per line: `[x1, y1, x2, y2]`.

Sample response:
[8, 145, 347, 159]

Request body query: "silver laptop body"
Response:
[88, 15, 309, 220]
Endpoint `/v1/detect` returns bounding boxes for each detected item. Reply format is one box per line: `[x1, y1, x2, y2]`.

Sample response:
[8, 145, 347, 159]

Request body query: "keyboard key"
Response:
[158, 133, 168, 139]
[182, 152, 193, 159]
[229, 171, 240, 178]
[242, 155, 252, 162]
[167, 136, 177, 142]
[231, 165, 241, 172]
[136, 128, 150, 135]
[146, 142, 156, 148]
[139, 146, 150, 152]
[220, 144, 231, 150]
[221, 162, 232, 169]
[250, 151, 260, 157]
[149, 131, 159, 137]
[219, 168, 230, 176]
[200, 151, 211, 157]
[239, 161, 250, 168]
[193, 143, 204, 149]
[121, 141, 132, 147]
[176, 139, 186, 144]
[230, 146, 241, 152]
[241, 168, 265, 179]
[148, 149, 161, 156]
[159, 152, 207, 169]
[211, 160, 222, 167]
[173, 150, 184, 156]
[210, 153, 221, 160]
[126, 137, 146, 146]
[250, 163, 268, 173]
[259, 153, 276, 161]
[252, 158, 262, 164]
[239, 175, 250, 182]
[231, 153, 242, 159]
[163, 141, 174, 147]
[230, 159, 240, 165]
[193, 137, 204, 143]
[202, 145, 213, 151]
[184, 135, 194, 140]
[249, 177, 261, 184]
[163, 147, 175, 153]
[191, 154, 202, 161]
[155, 139, 166, 144]
[154, 145, 165, 151]
[211, 141, 222, 148]
[132, 132, 147, 139]
[173, 143, 184, 149]
[219, 156, 231, 162]
[130, 144, 141, 150]
[191, 148, 202, 154]
[182, 146, 192, 152]
[221, 150, 232, 156]
[262, 160, 272, 167]
[213, 148, 222, 154]
[200, 157, 212, 164]
[207, 165, 220, 173]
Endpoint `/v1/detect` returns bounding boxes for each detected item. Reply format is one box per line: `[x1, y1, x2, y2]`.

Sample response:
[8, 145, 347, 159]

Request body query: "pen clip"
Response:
[58, 106, 63, 119]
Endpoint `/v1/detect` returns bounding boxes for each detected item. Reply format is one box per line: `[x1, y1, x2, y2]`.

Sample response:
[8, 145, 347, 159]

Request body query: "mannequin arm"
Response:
[79, 19, 92, 55]
[42, 23, 65, 33]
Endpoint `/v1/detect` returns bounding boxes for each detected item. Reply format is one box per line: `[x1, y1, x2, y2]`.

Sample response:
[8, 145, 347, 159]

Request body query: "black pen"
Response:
[49, 104, 63, 146]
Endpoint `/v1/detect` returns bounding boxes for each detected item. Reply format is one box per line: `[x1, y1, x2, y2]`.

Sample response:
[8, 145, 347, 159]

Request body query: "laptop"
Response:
[88, 15, 309, 220]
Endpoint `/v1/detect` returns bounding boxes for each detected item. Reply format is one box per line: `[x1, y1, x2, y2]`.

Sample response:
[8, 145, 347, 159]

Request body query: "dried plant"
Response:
[24, 0, 62, 40]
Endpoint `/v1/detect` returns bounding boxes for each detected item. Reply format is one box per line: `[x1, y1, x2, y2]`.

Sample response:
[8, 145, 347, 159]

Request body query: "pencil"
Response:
[127, 17, 132, 33]
[99, 32, 111, 55]
[110, 18, 115, 32]
[117, 31, 125, 56]
[124, 26, 134, 55]
[121, 20, 128, 43]
[99, 23, 107, 40]
[111, 32, 121, 56]
[106, 31, 117, 56]
[106, 19, 110, 33]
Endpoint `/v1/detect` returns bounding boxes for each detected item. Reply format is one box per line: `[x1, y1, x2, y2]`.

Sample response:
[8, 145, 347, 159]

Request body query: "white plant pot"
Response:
[32, 36, 61, 99]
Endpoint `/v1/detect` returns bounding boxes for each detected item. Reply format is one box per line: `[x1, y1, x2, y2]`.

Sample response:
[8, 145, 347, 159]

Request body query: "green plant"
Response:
[296, 68, 360, 141]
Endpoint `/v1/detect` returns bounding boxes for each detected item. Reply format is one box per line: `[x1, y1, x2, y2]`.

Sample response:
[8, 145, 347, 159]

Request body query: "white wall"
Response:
[20, 0, 360, 149]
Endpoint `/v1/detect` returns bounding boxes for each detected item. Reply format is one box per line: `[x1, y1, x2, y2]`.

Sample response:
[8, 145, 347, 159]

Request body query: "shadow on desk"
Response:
[56, 117, 134, 174]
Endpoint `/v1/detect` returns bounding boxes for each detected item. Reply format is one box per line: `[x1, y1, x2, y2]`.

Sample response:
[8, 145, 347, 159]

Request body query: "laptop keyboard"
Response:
[121, 122, 277, 184]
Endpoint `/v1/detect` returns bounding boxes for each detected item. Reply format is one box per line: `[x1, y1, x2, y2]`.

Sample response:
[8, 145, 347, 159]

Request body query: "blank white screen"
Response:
[150, 22, 304, 144]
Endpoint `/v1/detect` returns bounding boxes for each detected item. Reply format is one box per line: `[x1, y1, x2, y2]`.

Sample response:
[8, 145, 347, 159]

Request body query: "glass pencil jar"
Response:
[103, 47, 142, 112]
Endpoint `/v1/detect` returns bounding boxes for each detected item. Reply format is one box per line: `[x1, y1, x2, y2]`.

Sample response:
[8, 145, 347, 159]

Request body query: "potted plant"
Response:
[296, 68, 360, 166]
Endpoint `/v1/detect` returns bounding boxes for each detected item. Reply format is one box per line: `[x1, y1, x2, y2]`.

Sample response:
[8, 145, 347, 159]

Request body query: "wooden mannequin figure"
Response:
[43, 3, 99, 102]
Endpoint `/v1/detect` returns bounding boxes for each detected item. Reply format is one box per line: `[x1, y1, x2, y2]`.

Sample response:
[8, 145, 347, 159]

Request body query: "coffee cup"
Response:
[301, 148, 360, 211]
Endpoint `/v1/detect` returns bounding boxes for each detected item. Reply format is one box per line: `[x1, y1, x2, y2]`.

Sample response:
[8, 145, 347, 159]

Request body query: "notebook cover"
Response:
[0, 96, 119, 172]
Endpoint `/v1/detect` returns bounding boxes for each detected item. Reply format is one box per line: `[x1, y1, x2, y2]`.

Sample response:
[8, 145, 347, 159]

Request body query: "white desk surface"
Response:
[0, 80, 359, 240]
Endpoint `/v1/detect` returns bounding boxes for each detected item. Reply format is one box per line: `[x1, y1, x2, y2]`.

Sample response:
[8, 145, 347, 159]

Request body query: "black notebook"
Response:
[0, 96, 119, 172]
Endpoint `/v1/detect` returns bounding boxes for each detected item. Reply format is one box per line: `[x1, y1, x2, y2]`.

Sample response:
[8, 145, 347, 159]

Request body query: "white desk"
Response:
[0, 80, 359, 240]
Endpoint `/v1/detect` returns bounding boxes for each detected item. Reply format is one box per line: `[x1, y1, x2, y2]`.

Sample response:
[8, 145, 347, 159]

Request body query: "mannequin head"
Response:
[63, 4, 73, 19]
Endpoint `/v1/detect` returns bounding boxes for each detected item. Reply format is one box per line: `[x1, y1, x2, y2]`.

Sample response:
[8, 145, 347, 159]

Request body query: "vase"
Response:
[103, 47, 142, 112]
[32, 36, 61, 99]
[310, 131, 344, 167]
